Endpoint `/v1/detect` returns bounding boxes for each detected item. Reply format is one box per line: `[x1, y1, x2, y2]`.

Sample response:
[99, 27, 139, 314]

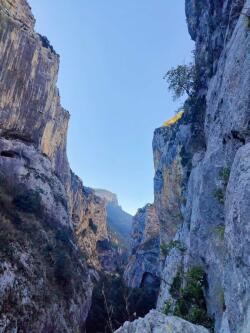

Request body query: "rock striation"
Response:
[1, 0, 250, 332]
[155, 1, 250, 333]
[0, 0, 114, 331]
[71, 175, 109, 270]
[124, 204, 160, 289]
[122, 1, 250, 333]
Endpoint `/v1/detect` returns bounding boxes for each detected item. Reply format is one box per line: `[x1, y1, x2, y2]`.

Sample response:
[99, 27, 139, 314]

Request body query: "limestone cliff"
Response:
[115, 310, 210, 333]
[1, 0, 250, 332]
[0, 0, 112, 331]
[121, 1, 250, 333]
[156, 1, 250, 333]
[124, 204, 160, 289]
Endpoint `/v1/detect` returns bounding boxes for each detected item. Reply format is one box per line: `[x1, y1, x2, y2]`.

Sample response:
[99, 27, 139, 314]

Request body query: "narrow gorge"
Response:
[0, 0, 249, 333]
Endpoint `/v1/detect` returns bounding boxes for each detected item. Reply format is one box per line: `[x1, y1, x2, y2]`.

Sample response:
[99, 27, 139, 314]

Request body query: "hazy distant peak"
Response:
[94, 188, 119, 205]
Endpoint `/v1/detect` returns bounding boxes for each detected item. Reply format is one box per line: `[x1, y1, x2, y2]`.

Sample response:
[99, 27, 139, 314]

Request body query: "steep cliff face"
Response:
[0, 0, 111, 331]
[0, 0, 70, 188]
[155, 1, 250, 333]
[1, 0, 249, 331]
[124, 204, 160, 289]
[71, 174, 109, 270]
[121, 1, 250, 333]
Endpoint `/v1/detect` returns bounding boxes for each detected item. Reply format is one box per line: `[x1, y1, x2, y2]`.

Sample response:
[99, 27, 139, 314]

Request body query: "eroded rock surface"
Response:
[0, 0, 111, 331]
[115, 310, 210, 333]
[124, 204, 160, 289]
[123, 1, 250, 333]
[155, 1, 250, 333]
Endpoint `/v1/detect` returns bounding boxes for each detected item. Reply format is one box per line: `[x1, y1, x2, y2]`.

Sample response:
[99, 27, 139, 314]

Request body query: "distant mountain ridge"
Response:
[94, 189, 133, 247]
[94, 189, 118, 205]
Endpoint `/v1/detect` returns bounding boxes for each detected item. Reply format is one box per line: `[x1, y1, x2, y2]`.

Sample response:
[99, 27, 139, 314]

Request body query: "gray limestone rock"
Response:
[124, 204, 160, 289]
[115, 310, 210, 333]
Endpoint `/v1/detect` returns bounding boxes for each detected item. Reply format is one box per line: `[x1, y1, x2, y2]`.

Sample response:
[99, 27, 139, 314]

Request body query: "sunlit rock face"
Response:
[153, 125, 190, 245]
[71, 173, 111, 270]
[0, 0, 112, 331]
[124, 204, 160, 289]
[0, 0, 35, 29]
[0, 0, 70, 186]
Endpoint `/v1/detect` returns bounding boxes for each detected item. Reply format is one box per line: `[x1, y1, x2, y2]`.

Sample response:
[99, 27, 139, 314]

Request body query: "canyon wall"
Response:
[0, 0, 114, 331]
[156, 1, 250, 332]
[1, 0, 249, 332]
[122, 1, 250, 332]
[124, 204, 160, 289]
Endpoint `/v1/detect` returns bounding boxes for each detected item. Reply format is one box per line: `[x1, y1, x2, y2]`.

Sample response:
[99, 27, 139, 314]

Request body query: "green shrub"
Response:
[214, 188, 224, 204]
[187, 306, 208, 323]
[163, 300, 172, 315]
[214, 167, 230, 205]
[186, 266, 205, 284]
[182, 280, 204, 301]
[173, 297, 189, 317]
[160, 240, 186, 257]
[164, 64, 196, 100]
[214, 225, 225, 240]
[219, 167, 230, 185]
[170, 273, 182, 298]
[160, 243, 169, 256]
[218, 289, 226, 311]
[247, 15, 250, 28]
[164, 267, 213, 329]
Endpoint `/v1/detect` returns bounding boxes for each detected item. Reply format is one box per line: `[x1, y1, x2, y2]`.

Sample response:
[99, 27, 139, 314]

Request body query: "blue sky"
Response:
[28, 0, 193, 215]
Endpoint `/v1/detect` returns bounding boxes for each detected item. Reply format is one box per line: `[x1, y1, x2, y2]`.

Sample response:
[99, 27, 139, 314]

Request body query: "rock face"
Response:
[0, 0, 112, 331]
[124, 204, 160, 289]
[94, 189, 119, 205]
[154, 1, 250, 333]
[122, 1, 250, 333]
[1, 0, 250, 332]
[0, 0, 70, 187]
[71, 175, 110, 270]
[94, 188, 133, 246]
[115, 310, 210, 333]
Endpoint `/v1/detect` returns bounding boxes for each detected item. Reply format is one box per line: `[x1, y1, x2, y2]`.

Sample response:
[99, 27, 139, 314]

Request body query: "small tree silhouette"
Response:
[164, 64, 195, 100]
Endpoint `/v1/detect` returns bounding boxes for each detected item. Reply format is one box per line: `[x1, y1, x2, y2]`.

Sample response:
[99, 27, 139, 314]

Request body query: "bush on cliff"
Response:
[163, 267, 214, 329]
[160, 240, 186, 257]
